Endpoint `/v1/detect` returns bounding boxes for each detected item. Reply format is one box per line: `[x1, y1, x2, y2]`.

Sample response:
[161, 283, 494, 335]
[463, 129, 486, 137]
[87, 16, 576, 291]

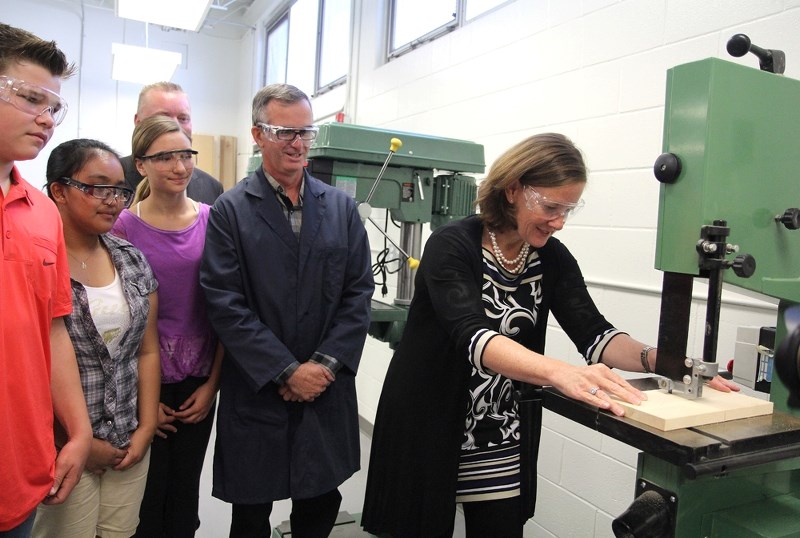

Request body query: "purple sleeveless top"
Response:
[112, 203, 216, 383]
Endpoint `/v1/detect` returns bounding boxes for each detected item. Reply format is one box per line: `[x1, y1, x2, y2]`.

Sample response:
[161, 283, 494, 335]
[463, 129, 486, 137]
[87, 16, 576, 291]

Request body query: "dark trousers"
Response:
[229, 488, 342, 538]
[134, 377, 216, 538]
[462, 497, 524, 538]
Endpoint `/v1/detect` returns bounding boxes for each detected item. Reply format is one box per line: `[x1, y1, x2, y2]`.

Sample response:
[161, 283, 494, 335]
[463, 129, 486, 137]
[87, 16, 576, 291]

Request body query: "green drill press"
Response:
[543, 35, 800, 537]
[306, 123, 485, 348]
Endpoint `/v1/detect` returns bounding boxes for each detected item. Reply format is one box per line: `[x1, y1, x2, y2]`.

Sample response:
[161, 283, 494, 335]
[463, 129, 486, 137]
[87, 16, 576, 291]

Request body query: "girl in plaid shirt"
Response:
[34, 139, 161, 538]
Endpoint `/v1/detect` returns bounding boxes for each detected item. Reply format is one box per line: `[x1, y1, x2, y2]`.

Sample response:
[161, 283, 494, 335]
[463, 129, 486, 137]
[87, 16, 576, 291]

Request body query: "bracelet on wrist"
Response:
[641, 346, 655, 374]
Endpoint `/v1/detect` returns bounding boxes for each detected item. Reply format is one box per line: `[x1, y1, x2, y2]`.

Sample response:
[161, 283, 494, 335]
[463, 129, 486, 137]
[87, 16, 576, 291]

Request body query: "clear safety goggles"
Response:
[0, 75, 68, 126]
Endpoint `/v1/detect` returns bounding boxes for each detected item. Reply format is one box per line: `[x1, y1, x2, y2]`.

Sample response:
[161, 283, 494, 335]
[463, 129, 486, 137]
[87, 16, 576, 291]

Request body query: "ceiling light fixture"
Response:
[116, 0, 214, 32]
[111, 43, 182, 85]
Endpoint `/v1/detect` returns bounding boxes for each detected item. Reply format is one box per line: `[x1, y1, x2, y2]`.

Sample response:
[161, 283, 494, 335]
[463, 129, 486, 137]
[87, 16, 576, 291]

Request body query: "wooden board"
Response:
[193, 134, 217, 178]
[193, 134, 238, 191]
[613, 387, 774, 431]
[218, 135, 238, 191]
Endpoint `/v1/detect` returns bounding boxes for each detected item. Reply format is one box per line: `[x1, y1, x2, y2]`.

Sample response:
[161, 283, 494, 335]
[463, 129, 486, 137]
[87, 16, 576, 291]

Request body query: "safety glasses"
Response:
[0, 75, 68, 126]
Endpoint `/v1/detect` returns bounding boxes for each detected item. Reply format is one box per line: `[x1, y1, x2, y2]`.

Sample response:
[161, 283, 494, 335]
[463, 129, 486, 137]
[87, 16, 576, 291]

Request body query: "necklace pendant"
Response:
[80, 261, 87, 269]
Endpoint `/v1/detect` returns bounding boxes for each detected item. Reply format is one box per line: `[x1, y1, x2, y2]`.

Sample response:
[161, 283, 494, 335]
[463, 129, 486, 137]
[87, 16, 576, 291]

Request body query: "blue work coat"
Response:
[200, 167, 374, 503]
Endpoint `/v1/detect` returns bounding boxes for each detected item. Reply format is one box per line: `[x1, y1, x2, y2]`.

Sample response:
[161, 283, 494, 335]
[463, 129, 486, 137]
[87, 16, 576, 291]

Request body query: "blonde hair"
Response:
[132, 177, 151, 205]
[131, 115, 187, 203]
[476, 133, 587, 231]
[137, 81, 184, 114]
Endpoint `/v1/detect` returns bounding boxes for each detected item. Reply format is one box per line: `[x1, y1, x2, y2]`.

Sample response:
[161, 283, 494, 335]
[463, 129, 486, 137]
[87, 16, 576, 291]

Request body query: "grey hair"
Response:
[251, 83, 311, 125]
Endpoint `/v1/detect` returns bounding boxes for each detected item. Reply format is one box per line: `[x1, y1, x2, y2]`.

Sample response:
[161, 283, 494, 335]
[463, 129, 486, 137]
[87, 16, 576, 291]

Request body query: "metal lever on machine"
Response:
[356, 138, 420, 270]
[414, 171, 425, 202]
[727, 33, 786, 74]
[366, 216, 420, 270]
[358, 137, 403, 221]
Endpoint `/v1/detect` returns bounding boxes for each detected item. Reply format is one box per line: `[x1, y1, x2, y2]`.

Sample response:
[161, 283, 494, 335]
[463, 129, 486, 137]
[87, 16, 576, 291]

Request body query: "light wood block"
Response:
[193, 133, 238, 191]
[613, 387, 774, 431]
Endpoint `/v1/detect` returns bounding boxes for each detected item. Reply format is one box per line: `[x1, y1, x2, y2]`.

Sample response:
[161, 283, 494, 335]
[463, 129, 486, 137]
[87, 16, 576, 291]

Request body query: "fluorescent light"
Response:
[116, 0, 213, 32]
[111, 44, 182, 85]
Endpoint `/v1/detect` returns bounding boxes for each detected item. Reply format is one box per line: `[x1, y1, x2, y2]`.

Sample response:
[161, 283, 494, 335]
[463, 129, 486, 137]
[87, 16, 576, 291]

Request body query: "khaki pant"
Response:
[32, 448, 150, 538]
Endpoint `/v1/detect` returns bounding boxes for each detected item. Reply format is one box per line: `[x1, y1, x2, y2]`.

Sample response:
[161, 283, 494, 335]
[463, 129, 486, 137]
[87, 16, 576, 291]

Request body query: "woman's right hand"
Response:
[86, 438, 127, 475]
[551, 363, 646, 417]
[155, 402, 178, 439]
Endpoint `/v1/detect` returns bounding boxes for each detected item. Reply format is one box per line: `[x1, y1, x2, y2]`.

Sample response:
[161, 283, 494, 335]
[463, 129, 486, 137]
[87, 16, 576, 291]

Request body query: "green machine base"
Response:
[542, 378, 800, 538]
[636, 453, 800, 537]
[368, 299, 408, 350]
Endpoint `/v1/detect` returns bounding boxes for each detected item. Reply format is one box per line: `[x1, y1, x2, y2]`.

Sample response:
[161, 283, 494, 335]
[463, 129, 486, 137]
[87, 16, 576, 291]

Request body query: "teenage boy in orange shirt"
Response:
[0, 23, 91, 537]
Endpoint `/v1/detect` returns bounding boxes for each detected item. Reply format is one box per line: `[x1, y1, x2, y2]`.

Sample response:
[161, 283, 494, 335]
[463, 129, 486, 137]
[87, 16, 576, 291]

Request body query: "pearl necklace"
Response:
[489, 230, 530, 273]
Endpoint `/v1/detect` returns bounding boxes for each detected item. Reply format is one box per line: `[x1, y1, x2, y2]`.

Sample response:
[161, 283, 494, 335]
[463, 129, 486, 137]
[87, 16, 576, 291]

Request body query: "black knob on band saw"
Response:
[653, 153, 681, 184]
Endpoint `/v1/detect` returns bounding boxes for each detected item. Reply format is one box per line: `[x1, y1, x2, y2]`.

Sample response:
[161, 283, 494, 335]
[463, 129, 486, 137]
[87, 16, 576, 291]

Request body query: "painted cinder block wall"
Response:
[347, 2, 794, 536]
[1, 0, 243, 189]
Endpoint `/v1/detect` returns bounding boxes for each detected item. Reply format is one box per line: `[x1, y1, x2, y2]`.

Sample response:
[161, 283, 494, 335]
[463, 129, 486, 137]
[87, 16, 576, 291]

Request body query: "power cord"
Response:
[372, 211, 403, 297]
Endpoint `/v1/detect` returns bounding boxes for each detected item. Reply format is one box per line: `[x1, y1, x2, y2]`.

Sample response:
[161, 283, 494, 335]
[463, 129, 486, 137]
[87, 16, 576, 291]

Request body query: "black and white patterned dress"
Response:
[456, 245, 618, 502]
[456, 247, 542, 502]
[363, 216, 623, 536]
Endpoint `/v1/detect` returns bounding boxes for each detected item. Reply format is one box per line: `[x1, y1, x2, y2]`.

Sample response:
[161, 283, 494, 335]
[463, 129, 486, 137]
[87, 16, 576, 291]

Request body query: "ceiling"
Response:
[199, 0, 260, 38]
[69, 0, 272, 40]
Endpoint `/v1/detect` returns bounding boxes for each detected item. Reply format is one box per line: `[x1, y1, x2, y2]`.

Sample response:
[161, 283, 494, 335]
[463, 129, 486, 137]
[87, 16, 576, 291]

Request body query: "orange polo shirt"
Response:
[0, 167, 72, 530]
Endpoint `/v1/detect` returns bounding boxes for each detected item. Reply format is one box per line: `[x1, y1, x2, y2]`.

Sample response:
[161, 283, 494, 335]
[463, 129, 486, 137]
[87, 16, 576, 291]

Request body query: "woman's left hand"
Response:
[708, 375, 740, 393]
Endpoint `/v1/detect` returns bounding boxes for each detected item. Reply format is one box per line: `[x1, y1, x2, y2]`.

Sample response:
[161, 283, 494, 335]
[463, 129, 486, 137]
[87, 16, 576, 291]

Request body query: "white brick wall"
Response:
[352, 1, 790, 535]
[4, 1, 792, 535]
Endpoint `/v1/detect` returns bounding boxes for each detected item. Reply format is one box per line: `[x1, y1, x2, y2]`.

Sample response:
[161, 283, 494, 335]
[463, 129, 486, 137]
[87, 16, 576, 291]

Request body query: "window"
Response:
[265, 16, 288, 85]
[391, 0, 456, 52]
[264, 0, 352, 96]
[318, 0, 351, 89]
[389, 0, 510, 58]
[285, 0, 317, 94]
[465, 0, 507, 21]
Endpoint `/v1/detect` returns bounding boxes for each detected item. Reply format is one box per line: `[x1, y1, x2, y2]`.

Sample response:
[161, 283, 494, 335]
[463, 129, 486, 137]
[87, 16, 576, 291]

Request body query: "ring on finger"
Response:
[588, 386, 599, 396]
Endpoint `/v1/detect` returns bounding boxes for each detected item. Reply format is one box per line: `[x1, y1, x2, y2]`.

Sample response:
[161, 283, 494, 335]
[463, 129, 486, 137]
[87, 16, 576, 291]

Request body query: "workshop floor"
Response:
[196, 423, 467, 537]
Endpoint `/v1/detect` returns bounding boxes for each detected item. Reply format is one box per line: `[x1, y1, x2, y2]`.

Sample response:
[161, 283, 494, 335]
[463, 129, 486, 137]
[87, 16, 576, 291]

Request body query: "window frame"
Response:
[264, 14, 290, 87]
[387, 0, 511, 60]
[388, 0, 458, 58]
[263, 0, 351, 97]
[316, 0, 351, 93]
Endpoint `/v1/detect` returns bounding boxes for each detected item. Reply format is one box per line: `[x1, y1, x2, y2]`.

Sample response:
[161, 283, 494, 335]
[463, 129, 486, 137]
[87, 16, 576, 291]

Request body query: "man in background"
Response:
[121, 82, 223, 205]
[200, 83, 373, 538]
[0, 23, 92, 537]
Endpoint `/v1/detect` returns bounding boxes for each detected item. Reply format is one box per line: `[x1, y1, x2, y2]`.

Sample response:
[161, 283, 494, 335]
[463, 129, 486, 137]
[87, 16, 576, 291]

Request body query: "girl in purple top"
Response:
[111, 115, 222, 538]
